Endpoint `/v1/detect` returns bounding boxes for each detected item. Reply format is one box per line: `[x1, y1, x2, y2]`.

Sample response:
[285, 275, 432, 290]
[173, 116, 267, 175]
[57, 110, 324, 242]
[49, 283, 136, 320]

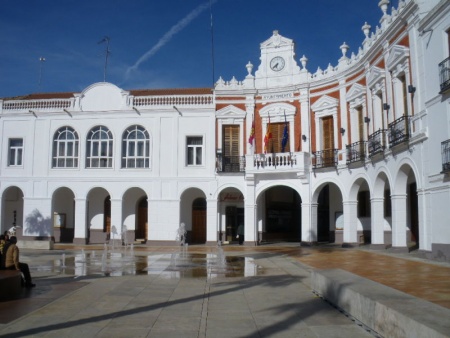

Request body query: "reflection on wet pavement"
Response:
[40, 246, 263, 279]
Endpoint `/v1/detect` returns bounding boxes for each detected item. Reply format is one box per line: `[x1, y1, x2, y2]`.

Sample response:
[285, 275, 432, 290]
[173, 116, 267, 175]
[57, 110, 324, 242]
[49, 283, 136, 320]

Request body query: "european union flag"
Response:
[281, 123, 288, 152]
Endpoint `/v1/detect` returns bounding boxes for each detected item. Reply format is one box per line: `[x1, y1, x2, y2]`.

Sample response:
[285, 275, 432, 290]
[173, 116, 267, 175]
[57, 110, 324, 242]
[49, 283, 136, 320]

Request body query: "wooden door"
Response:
[137, 198, 148, 240]
[322, 117, 334, 166]
[223, 125, 240, 171]
[192, 210, 206, 243]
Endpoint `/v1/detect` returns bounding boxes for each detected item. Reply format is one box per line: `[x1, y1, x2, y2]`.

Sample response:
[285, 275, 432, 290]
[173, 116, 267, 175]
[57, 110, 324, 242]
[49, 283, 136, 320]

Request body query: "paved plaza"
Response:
[0, 244, 449, 337]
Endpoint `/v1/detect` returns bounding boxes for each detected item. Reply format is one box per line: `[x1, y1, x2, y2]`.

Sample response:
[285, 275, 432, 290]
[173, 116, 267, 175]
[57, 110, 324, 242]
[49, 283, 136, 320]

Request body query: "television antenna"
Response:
[98, 36, 111, 82]
[38, 57, 46, 91]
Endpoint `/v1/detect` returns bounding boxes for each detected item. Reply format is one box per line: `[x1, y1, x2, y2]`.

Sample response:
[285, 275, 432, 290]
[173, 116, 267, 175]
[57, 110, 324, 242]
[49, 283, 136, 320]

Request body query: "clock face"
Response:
[270, 56, 285, 72]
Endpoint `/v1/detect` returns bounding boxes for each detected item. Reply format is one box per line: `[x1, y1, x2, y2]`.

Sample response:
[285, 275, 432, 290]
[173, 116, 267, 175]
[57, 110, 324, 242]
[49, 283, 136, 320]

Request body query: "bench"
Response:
[0, 270, 22, 299]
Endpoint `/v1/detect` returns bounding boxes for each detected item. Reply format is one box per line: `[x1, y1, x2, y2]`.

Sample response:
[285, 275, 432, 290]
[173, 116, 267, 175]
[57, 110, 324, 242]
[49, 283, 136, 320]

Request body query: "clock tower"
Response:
[254, 30, 307, 89]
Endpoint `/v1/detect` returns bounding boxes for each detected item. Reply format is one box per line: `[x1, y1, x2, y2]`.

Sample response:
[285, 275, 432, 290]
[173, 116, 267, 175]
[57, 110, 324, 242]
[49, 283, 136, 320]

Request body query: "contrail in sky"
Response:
[126, 0, 217, 78]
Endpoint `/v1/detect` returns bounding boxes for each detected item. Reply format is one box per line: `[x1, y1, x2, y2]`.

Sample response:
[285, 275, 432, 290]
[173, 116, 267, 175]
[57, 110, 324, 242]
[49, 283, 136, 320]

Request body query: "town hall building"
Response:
[1, 0, 450, 261]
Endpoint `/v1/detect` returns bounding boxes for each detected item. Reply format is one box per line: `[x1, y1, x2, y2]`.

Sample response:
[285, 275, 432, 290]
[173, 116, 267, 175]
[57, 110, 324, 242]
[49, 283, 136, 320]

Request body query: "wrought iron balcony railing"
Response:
[216, 154, 245, 173]
[439, 56, 450, 94]
[442, 139, 450, 173]
[368, 129, 386, 157]
[388, 115, 410, 148]
[312, 149, 338, 169]
[346, 141, 367, 164]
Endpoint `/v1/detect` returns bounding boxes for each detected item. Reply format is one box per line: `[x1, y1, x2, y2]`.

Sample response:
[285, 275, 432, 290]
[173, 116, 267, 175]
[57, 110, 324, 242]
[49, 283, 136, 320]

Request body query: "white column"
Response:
[417, 189, 430, 251]
[343, 200, 358, 244]
[110, 198, 122, 242]
[245, 177, 256, 245]
[74, 198, 87, 243]
[371, 197, 385, 245]
[206, 199, 218, 243]
[301, 202, 314, 244]
[391, 193, 407, 248]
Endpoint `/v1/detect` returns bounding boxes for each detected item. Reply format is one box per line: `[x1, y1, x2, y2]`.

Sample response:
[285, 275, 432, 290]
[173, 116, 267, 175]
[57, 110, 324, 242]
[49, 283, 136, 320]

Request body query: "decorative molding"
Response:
[386, 45, 410, 71]
[311, 95, 339, 112]
[367, 66, 386, 89]
[215, 105, 246, 119]
[346, 83, 366, 102]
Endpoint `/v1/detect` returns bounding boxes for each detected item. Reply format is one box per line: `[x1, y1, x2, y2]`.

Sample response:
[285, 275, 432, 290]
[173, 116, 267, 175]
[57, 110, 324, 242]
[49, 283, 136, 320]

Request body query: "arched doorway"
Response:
[260, 186, 301, 242]
[86, 187, 111, 244]
[1, 186, 24, 236]
[52, 187, 75, 243]
[218, 188, 244, 244]
[191, 198, 206, 244]
[315, 183, 343, 243]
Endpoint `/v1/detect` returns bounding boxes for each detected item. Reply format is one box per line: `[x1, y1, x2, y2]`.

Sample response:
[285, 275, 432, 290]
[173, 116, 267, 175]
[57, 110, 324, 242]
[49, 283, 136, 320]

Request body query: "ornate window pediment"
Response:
[346, 83, 366, 102]
[311, 95, 338, 118]
[367, 66, 385, 89]
[386, 45, 409, 72]
[216, 105, 246, 120]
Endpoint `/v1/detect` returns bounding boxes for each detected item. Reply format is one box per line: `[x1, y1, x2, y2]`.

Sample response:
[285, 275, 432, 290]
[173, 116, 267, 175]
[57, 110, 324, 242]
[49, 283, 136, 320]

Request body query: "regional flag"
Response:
[248, 118, 255, 146]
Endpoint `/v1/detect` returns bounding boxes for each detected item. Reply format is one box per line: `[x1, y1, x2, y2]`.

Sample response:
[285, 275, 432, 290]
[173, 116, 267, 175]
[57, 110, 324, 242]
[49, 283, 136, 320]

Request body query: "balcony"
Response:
[245, 152, 309, 176]
[368, 129, 387, 157]
[346, 141, 367, 165]
[312, 149, 338, 169]
[216, 154, 245, 173]
[442, 139, 450, 173]
[439, 56, 450, 94]
[388, 115, 410, 148]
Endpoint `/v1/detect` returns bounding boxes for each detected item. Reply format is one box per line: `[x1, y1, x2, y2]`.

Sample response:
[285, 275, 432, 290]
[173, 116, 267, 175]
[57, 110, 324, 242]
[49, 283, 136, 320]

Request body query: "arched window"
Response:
[122, 125, 150, 168]
[52, 126, 79, 168]
[86, 126, 113, 168]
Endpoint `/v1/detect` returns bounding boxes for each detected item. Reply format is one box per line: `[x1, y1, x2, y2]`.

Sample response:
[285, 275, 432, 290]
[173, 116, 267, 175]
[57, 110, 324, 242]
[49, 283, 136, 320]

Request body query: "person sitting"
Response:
[4, 236, 35, 288]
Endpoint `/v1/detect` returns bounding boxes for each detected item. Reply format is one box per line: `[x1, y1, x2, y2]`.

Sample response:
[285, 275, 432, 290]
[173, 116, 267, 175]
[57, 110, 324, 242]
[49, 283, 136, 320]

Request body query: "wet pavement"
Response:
[0, 243, 449, 337]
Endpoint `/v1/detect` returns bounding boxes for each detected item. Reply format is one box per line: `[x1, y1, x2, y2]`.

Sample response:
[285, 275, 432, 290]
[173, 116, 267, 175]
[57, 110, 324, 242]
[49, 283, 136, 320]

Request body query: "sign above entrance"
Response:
[220, 192, 244, 202]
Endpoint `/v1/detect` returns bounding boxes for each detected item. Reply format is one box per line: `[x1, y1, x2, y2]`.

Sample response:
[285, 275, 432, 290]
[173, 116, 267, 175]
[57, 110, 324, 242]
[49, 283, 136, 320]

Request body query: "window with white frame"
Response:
[122, 125, 150, 168]
[187, 136, 203, 166]
[52, 127, 79, 168]
[86, 126, 113, 168]
[8, 138, 23, 166]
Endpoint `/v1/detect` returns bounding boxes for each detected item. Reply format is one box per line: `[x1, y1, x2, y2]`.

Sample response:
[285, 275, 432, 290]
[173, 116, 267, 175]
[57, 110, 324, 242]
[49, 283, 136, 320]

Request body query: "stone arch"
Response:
[52, 187, 75, 243]
[1, 186, 24, 236]
[122, 187, 147, 243]
[255, 183, 302, 243]
[180, 188, 207, 244]
[217, 186, 245, 243]
[86, 187, 111, 244]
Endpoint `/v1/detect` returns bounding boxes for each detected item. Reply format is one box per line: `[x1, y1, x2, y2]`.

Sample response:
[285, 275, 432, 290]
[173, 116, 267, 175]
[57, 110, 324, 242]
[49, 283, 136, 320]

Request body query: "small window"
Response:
[8, 139, 23, 166]
[187, 136, 203, 166]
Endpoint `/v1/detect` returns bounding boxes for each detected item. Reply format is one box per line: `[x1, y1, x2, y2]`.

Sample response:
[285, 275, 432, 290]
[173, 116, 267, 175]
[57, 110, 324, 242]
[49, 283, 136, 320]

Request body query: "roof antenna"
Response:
[98, 36, 111, 82]
[209, 0, 215, 87]
[38, 57, 46, 91]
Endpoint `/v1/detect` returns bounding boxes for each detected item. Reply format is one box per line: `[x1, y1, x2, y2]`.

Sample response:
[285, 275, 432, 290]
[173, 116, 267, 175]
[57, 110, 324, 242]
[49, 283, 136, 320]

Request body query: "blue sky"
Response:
[0, 0, 391, 98]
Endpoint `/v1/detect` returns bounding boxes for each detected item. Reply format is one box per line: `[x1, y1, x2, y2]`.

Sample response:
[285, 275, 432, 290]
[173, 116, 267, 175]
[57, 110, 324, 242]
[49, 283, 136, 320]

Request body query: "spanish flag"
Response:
[248, 118, 255, 146]
[264, 116, 272, 153]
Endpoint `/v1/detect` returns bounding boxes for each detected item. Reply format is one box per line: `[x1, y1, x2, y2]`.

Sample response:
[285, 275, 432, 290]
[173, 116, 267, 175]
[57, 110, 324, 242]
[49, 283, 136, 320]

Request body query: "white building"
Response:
[1, 0, 449, 261]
